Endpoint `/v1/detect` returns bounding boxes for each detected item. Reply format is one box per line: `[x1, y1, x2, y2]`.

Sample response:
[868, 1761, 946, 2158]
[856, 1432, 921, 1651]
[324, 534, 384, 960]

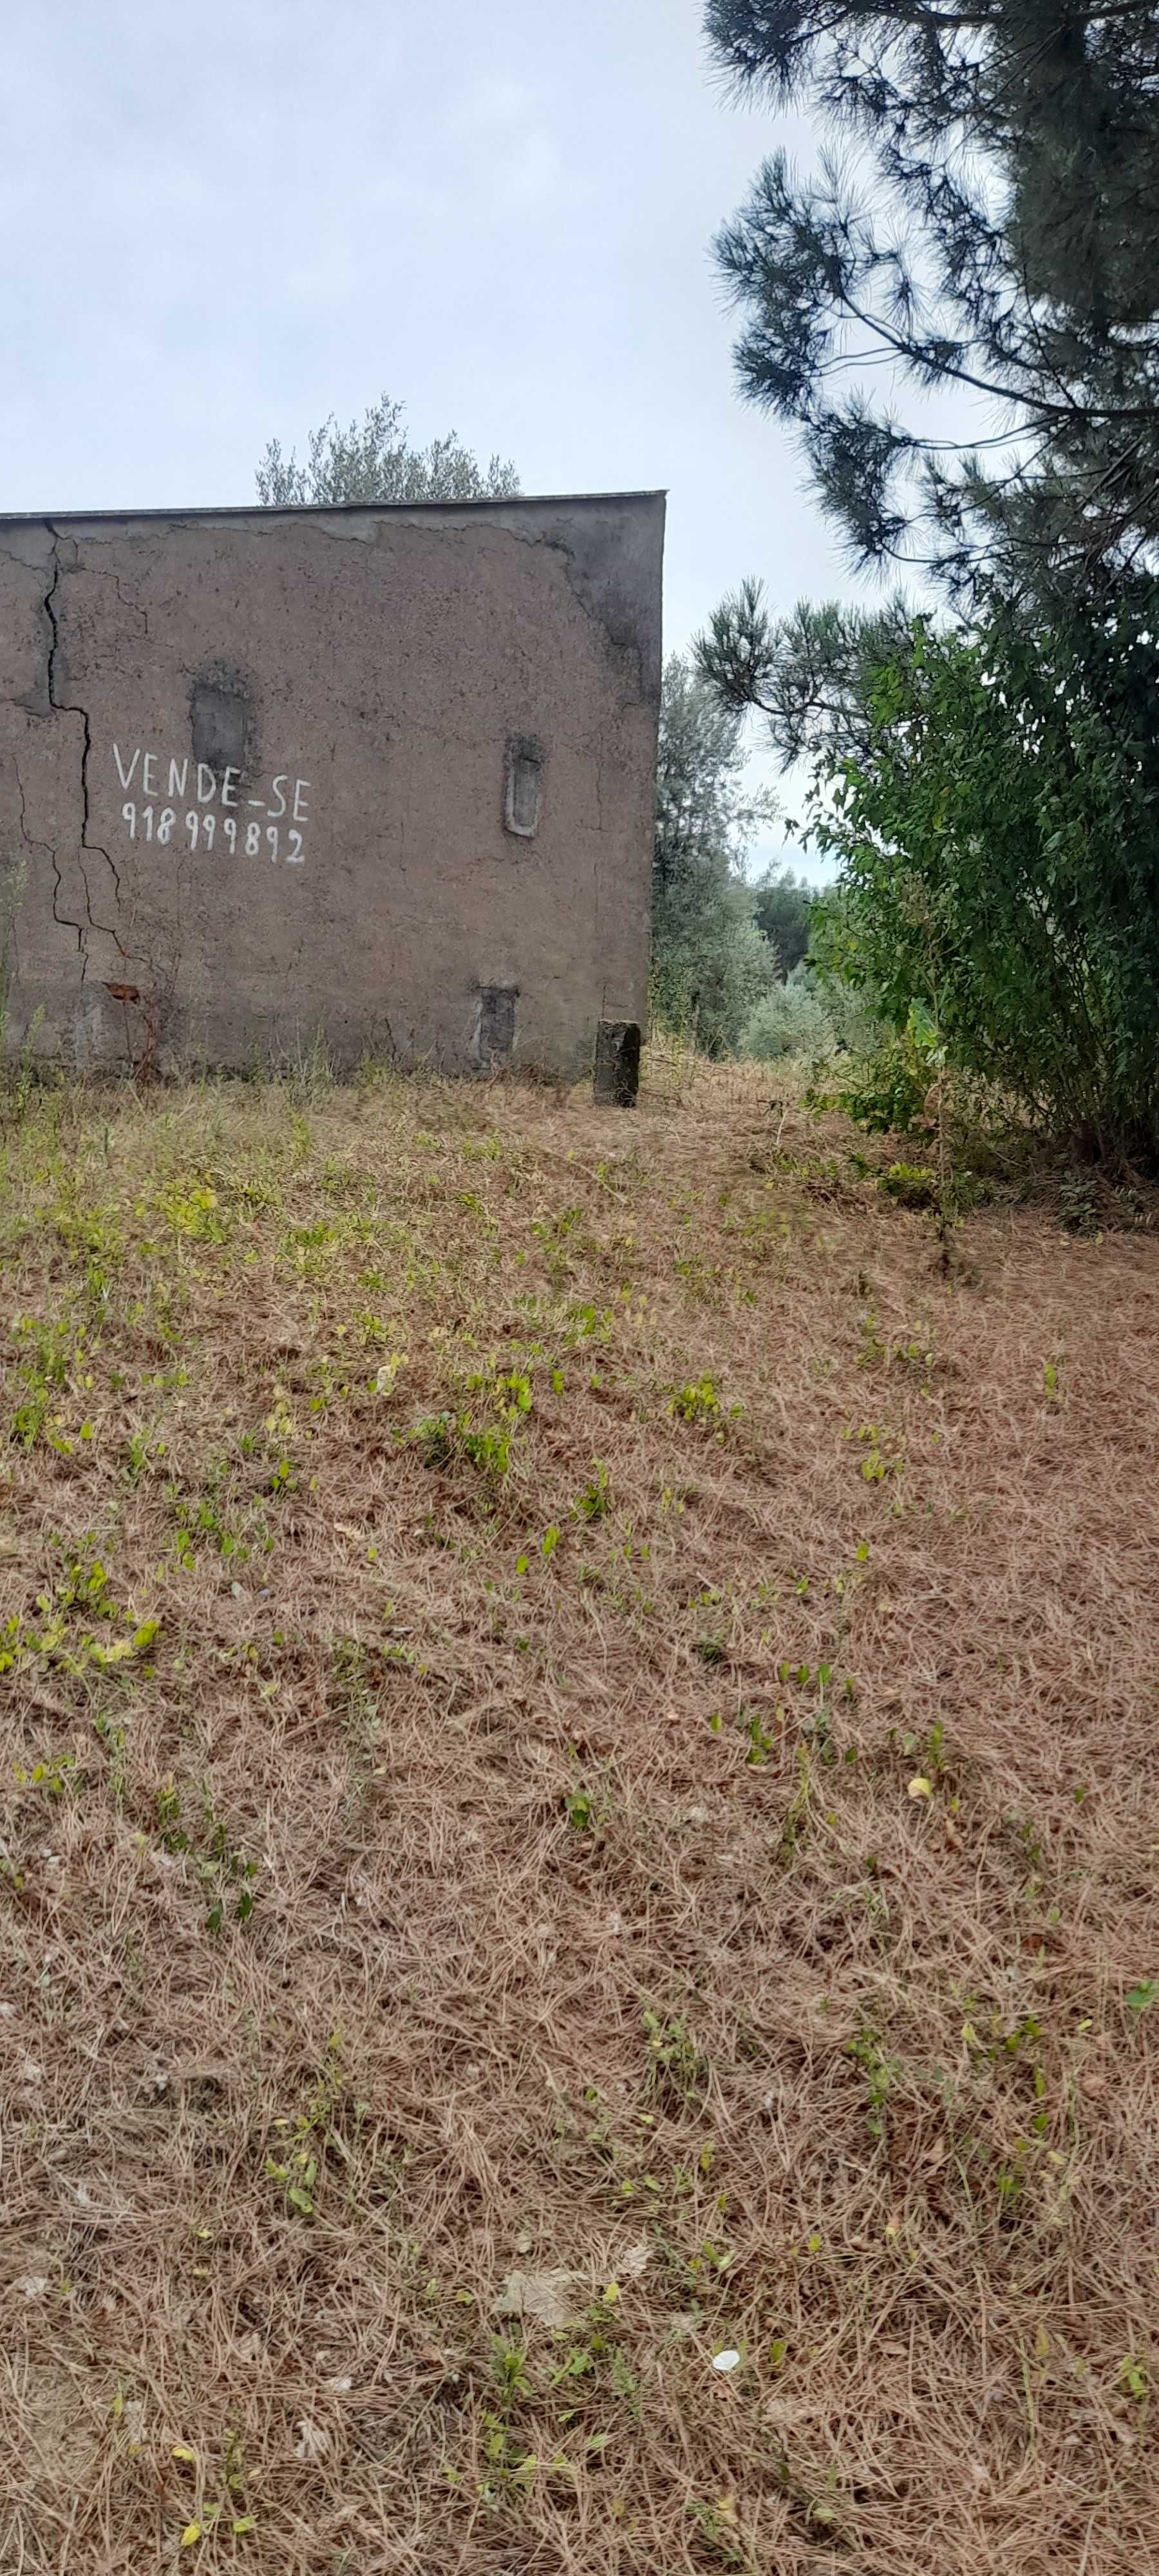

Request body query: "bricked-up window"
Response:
[504, 737, 543, 838]
[478, 985, 517, 1067]
[191, 675, 249, 779]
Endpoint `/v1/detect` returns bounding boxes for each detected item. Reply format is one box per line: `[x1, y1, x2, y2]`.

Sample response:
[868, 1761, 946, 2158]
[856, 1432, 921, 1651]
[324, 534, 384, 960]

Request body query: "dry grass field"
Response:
[1, 1054, 1157, 2575]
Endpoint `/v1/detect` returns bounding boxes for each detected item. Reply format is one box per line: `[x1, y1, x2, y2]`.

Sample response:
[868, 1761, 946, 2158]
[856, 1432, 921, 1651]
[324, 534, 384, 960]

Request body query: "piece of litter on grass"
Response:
[711, 2348, 741, 2373]
[293, 2418, 330, 2462]
[17, 2275, 50, 2300]
[496, 2268, 580, 2328]
[620, 2237, 651, 2280]
[907, 1776, 933, 1800]
[325, 2374, 353, 2393]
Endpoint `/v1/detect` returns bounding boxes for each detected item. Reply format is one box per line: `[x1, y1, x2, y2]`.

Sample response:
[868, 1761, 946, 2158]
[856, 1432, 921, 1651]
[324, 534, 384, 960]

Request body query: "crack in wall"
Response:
[115, 571, 150, 639]
[43, 526, 127, 981]
[70, 558, 152, 641]
[40, 545, 86, 954]
[11, 753, 68, 987]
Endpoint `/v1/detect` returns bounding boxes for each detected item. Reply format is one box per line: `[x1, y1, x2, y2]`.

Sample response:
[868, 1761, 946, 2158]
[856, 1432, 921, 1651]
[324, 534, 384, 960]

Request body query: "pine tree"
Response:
[697, 581, 916, 763]
[706, 0, 1159, 599]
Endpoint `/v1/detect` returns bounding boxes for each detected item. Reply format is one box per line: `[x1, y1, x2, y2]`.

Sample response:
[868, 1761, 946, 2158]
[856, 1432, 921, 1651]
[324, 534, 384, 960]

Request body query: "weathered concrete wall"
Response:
[0, 492, 664, 1078]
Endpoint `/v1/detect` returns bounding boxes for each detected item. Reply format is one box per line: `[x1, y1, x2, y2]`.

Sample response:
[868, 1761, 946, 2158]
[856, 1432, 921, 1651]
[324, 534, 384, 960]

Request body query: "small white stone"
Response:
[711, 2348, 741, 2373]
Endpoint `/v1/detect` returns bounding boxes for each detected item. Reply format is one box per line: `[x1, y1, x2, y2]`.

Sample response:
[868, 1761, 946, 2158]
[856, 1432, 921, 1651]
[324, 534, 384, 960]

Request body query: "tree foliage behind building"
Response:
[651, 654, 777, 1055]
[256, 392, 520, 508]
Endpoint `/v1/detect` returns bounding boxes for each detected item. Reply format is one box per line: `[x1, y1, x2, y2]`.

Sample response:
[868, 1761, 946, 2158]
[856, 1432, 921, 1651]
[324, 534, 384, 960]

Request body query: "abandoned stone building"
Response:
[0, 491, 664, 1094]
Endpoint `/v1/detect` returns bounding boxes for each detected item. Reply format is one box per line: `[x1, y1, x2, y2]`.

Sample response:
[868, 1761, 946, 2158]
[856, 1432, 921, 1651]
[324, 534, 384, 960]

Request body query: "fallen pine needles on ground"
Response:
[0, 1061, 1156, 2574]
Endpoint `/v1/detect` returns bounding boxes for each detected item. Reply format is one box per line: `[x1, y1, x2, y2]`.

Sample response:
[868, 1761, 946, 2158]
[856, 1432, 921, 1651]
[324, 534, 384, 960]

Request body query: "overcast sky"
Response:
[1, 0, 927, 860]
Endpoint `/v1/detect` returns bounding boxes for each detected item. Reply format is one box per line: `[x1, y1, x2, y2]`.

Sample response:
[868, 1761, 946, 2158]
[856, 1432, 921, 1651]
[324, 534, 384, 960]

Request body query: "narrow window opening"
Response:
[504, 736, 543, 838]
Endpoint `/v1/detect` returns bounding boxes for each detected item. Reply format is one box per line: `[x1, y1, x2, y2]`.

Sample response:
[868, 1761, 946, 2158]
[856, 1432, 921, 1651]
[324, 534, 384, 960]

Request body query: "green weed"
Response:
[847, 2023, 899, 2141]
[155, 1777, 258, 1933]
[572, 1460, 611, 1522]
[672, 1375, 721, 1424]
[643, 2007, 706, 2105]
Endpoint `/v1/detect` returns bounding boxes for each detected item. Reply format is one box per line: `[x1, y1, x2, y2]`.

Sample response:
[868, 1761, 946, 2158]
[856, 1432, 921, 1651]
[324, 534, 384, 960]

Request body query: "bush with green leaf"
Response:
[742, 958, 883, 1067]
[809, 603, 1159, 1162]
[740, 976, 833, 1062]
[818, 1009, 939, 1135]
[651, 654, 777, 1056]
[751, 865, 816, 974]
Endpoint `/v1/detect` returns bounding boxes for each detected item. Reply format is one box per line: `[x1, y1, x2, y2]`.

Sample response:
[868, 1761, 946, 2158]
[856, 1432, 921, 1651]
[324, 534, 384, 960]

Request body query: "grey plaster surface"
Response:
[0, 493, 664, 1078]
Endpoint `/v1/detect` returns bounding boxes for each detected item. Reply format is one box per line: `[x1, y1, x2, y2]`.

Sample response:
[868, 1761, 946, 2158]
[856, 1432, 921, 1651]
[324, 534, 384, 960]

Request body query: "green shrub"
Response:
[815, 973, 883, 1058]
[824, 1019, 938, 1134]
[880, 1161, 938, 1209]
[740, 978, 833, 1061]
[652, 654, 778, 1056]
[810, 603, 1159, 1163]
